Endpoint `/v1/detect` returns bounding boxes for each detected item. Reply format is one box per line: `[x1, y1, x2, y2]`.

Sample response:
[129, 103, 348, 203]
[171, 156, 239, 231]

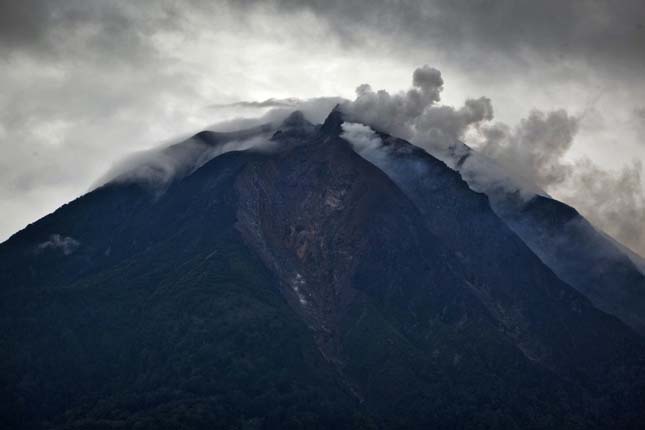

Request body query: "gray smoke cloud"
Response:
[340, 66, 645, 256]
[473, 110, 579, 191]
[560, 160, 645, 257]
[341, 65, 443, 139]
[341, 65, 493, 149]
[465, 107, 645, 256]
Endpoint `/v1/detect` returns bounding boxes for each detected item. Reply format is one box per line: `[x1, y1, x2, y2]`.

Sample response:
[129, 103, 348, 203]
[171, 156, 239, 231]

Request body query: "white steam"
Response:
[340, 122, 383, 156]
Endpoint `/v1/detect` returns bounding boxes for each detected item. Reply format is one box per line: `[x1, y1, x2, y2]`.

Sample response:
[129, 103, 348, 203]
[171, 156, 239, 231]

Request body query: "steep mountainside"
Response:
[1, 111, 645, 429]
[492, 193, 645, 334]
[441, 144, 645, 335]
[351, 128, 645, 367]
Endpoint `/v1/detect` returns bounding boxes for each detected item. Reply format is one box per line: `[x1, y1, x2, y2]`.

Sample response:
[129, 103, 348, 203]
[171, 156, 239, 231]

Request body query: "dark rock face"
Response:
[1, 111, 645, 429]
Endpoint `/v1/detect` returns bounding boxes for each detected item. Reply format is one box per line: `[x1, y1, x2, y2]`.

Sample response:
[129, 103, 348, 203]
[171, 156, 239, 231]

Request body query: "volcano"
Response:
[1, 109, 645, 429]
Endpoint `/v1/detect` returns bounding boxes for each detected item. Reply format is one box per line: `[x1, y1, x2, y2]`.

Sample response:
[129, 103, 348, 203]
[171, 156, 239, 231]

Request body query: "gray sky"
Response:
[1, 0, 644, 254]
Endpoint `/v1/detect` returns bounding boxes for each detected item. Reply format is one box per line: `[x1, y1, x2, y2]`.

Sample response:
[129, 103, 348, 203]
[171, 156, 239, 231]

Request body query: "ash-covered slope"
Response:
[1, 110, 645, 429]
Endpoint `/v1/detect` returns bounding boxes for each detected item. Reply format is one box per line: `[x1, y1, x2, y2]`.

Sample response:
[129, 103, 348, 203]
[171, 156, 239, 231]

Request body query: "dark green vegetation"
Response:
[1, 110, 645, 429]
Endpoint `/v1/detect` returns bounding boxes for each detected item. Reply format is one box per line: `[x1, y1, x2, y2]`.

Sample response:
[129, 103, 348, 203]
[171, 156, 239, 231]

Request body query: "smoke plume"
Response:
[341, 65, 493, 150]
[471, 110, 579, 191]
[339, 66, 645, 256]
[560, 159, 645, 257]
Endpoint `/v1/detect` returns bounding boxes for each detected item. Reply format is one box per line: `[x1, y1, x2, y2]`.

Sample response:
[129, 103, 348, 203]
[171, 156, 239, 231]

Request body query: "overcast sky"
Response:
[1, 0, 644, 254]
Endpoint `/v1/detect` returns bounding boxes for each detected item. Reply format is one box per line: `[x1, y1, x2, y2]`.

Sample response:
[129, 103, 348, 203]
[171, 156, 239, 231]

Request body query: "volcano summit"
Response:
[1, 109, 645, 429]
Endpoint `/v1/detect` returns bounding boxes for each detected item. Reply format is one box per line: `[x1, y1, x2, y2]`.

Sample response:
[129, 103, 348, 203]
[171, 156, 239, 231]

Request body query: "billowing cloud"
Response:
[339, 66, 645, 256]
[341, 66, 493, 150]
[472, 110, 579, 190]
[559, 160, 645, 257]
[342, 65, 443, 139]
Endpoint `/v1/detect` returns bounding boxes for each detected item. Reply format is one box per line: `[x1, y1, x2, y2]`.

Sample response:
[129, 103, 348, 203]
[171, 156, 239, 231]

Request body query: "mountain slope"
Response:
[350, 129, 642, 369]
[0, 148, 363, 429]
[492, 193, 645, 334]
[1, 111, 645, 429]
[442, 143, 645, 335]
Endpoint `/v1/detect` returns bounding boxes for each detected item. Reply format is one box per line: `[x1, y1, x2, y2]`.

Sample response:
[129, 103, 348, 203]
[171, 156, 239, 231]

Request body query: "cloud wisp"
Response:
[99, 132, 276, 189]
[36, 234, 80, 256]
